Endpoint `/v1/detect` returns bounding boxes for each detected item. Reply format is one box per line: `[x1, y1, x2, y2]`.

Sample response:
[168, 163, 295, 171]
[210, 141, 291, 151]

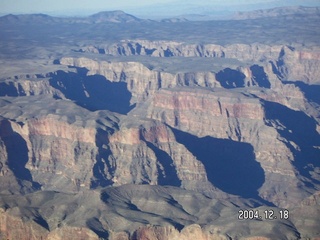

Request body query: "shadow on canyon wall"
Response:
[250, 64, 271, 88]
[0, 82, 26, 97]
[91, 129, 115, 189]
[216, 66, 271, 89]
[0, 120, 41, 191]
[216, 68, 246, 89]
[49, 68, 134, 114]
[143, 139, 182, 187]
[86, 217, 109, 239]
[263, 100, 320, 186]
[170, 127, 265, 200]
[284, 81, 320, 105]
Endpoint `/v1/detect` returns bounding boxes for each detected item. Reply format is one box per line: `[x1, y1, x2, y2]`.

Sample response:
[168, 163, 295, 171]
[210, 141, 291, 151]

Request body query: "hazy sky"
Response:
[1, 0, 319, 17]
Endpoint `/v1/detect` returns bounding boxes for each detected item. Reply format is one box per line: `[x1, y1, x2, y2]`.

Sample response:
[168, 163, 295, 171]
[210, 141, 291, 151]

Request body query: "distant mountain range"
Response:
[233, 5, 320, 20]
[88, 10, 142, 23]
[0, 10, 144, 24]
[0, 6, 319, 24]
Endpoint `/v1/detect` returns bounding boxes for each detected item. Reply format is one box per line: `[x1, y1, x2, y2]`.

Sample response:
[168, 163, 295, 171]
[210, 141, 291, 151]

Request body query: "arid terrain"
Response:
[0, 6, 320, 240]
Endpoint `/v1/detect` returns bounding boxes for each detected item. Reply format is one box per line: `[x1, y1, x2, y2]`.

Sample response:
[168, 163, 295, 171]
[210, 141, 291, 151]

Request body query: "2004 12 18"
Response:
[238, 209, 289, 220]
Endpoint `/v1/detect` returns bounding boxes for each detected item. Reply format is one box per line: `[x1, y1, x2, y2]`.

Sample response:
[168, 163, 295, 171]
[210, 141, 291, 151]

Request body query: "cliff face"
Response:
[108, 122, 210, 191]
[26, 117, 98, 191]
[59, 57, 220, 102]
[0, 117, 97, 193]
[0, 96, 120, 194]
[82, 41, 282, 60]
[59, 46, 316, 112]
[79, 41, 320, 84]
[0, 78, 60, 97]
[138, 87, 310, 207]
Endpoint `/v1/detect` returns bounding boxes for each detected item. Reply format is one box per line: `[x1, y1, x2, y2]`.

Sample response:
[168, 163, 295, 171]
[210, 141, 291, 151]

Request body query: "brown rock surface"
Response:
[0, 208, 48, 240]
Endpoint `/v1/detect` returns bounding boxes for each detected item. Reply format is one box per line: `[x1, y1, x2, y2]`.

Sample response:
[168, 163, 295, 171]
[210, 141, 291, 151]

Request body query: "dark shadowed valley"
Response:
[0, 6, 320, 240]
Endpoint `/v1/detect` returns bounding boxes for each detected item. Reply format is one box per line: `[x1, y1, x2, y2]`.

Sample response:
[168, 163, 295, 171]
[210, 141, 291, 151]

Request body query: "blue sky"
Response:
[1, 0, 319, 17]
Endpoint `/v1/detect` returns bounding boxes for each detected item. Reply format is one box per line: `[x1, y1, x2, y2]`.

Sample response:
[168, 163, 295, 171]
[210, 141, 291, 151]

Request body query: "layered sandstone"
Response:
[131, 87, 312, 207]
[0, 96, 120, 193]
[0, 78, 61, 97]
[79, 41, 320, 84]
[59, 57, 220, 102]
[58, 51, 313, 111]
[108, 121, 211, 191]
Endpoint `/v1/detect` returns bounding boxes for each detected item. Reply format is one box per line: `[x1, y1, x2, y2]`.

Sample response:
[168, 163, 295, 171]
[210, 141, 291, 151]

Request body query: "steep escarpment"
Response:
[107, 121, 215, 193]
[79, 41, 320, 84]
[0, 96, 120, 193]
[59, 43, 320, 111]
[81, 41, 282, 60]
[59, 57, 220, 102]
[57, 55, 277, 103]
[0, 77, 62, 98]
[132, 87, 319, 207]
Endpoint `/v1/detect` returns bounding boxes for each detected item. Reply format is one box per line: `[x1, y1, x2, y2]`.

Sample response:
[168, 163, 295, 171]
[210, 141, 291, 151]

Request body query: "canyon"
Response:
[0, 7, 320, 240]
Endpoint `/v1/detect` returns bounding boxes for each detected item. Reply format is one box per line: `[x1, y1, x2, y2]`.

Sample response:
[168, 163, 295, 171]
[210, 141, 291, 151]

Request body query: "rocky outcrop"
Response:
[25, 117, 99, 191]
[0, 78, 62, 98]
[0, 97, 120, 193]
[79, 41, 320, 84]
[82, 41, 281, 61]
[289, 192, 320, 239]
[0, 208, 99, 240]
[0, 116, 97, 192]
[47, 227, 99, 240]
[0, 208, 49, 240]
[59, 57, 221, 102]
[0, 95, 217, 194]
[108, 121, 211, 192]
[131, 87, 317, 207]
[59, 46, 318, 108]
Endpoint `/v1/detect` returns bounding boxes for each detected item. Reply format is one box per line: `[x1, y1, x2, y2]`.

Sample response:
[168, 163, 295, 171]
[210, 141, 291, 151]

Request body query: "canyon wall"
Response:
[80, 41, 320, 84]
[1, 41, 319, 206]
